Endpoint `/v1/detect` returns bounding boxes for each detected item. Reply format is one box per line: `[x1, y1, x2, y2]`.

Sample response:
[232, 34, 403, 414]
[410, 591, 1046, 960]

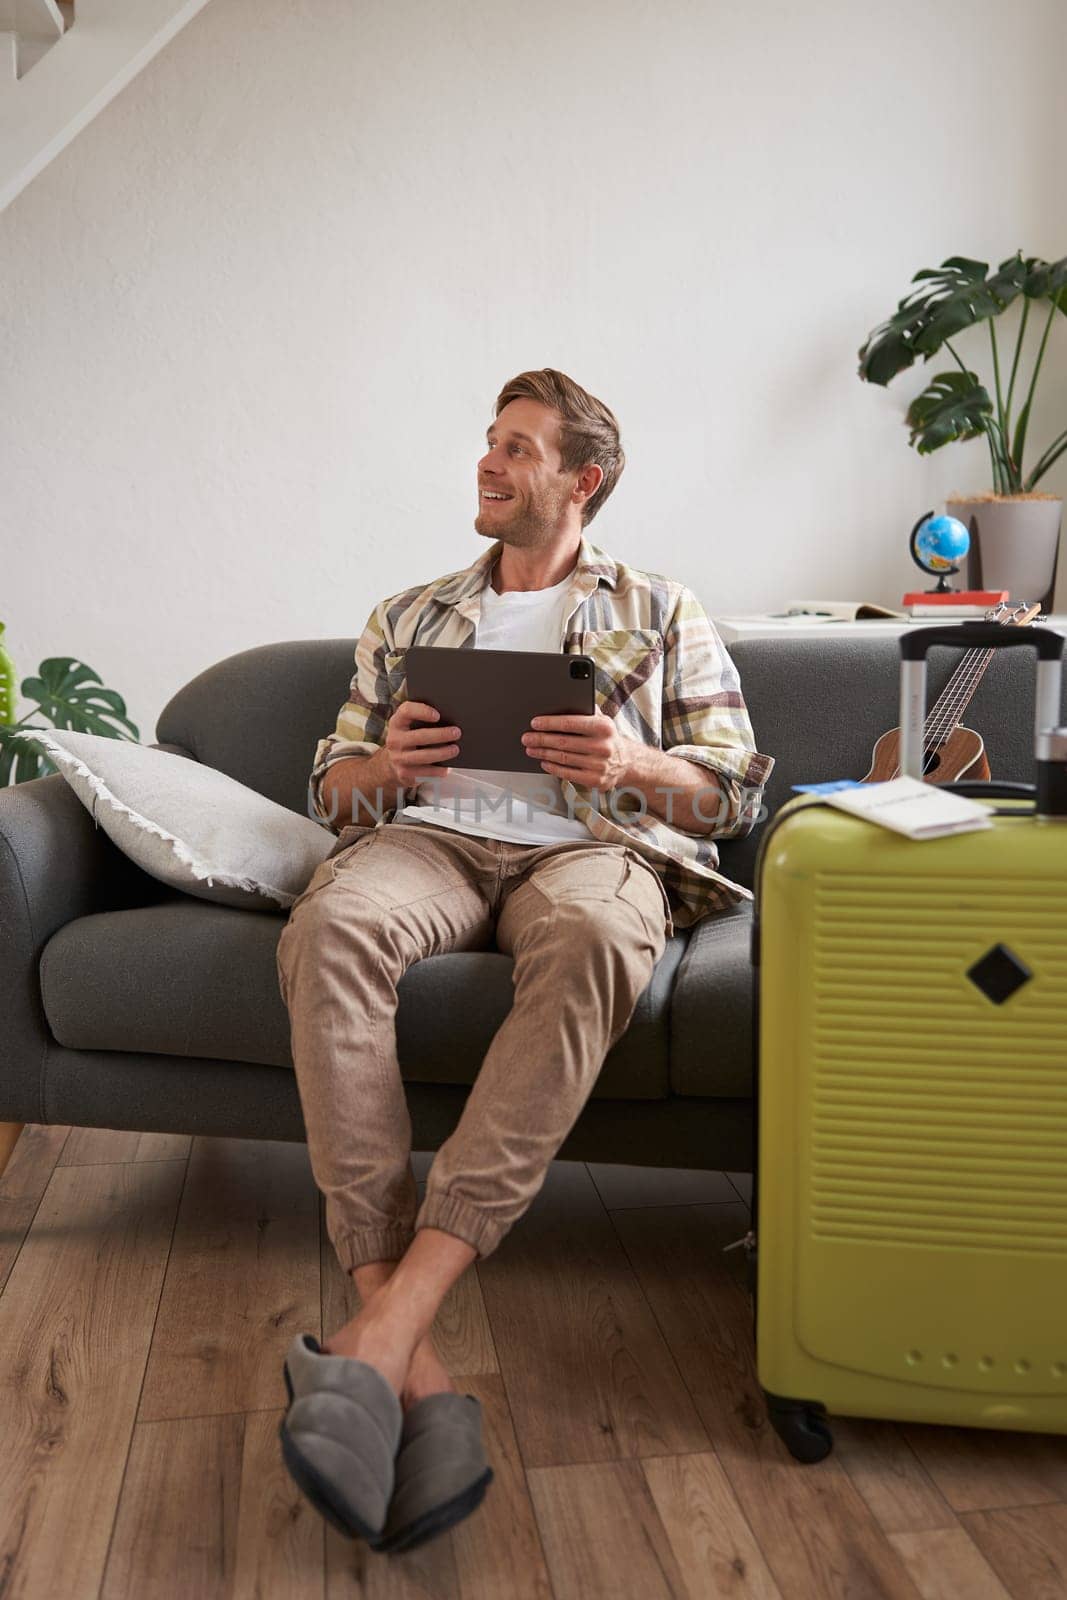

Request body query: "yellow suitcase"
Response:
[752, 623, 1067, 1461]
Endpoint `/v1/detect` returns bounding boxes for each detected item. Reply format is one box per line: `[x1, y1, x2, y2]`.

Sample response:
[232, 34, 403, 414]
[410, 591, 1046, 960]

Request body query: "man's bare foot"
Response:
[323, 1314, 456, 1412]
[401, 1337, 456, 1412]
[321, 1308, 413, 1400]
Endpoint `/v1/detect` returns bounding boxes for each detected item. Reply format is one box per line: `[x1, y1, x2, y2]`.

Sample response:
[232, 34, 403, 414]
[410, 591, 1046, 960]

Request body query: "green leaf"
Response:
[857, 317, 917, 385]
[986, 250, 1029, 305]
[914, 287, 1003, 354]
[1021, 264, 1050, 298]
[859, 258, 1000, 385]
[905, 369, 994, 454]
[1036, 252, 1062, 315]
[858, 255, 1046, 386]
[913, 255, 989, 282]
[0, 622, 16, 727]
[19, 658, 140, 740]
[0, 726, 55, 786]
[1014, 254, 1067, 301]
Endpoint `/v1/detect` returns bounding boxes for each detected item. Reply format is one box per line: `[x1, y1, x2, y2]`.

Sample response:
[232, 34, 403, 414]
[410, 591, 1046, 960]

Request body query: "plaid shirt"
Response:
[309, 535, 774, 929]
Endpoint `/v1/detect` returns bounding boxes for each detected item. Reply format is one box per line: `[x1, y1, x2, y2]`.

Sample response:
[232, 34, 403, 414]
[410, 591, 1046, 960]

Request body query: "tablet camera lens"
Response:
[570, 661, 591, 679]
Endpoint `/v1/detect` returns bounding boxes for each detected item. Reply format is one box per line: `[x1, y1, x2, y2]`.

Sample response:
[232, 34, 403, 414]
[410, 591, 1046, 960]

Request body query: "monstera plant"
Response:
[0, 621, 139, 786]
[858, 252, 1067, 494]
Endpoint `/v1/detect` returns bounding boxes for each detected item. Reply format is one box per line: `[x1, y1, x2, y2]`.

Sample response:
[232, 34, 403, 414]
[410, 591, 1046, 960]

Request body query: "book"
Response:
[713, 615, 924, 643]
[901, 588, 1008, 610]
[905, 605, 999, 619]
[821, 776, 993, 840]
[784, 600, 906, 621]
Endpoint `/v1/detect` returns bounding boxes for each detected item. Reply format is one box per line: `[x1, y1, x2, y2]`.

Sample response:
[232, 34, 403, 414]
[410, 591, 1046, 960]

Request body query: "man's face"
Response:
[475, 398, 578, 546]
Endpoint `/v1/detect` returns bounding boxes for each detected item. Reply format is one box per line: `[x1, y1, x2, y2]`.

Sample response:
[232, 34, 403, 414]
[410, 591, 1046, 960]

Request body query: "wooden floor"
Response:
[1, 1129, 1066, 1599]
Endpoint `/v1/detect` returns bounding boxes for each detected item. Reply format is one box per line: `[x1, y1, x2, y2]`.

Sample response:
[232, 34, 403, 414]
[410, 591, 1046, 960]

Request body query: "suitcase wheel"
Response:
[762, 1389, 834, 1463]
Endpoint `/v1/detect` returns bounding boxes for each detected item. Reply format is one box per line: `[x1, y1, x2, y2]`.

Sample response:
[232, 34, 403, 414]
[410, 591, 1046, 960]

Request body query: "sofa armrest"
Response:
[0, 773, 163, 1122]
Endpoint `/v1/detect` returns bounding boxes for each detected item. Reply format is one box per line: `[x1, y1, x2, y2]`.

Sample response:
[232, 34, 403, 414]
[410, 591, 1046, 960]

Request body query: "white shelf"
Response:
[714, 615, 1067, 644]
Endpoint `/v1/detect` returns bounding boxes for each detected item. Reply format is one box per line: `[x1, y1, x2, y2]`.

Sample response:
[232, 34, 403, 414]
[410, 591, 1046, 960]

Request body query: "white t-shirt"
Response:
[397, 572, 591, 844]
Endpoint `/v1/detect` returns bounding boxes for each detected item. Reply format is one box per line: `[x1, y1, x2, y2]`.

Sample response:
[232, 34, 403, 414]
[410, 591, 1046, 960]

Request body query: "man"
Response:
[275, 369, 772, 1553]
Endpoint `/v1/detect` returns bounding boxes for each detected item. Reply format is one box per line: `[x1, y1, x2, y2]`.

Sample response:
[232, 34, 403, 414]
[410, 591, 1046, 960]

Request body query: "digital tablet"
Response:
[404, 646, 596, 773]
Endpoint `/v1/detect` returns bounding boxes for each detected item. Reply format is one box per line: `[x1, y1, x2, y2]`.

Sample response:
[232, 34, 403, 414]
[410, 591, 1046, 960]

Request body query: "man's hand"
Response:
[386, 701, 462, 788]
[522, 708, 731, 832]
[521, 707, 636, 790]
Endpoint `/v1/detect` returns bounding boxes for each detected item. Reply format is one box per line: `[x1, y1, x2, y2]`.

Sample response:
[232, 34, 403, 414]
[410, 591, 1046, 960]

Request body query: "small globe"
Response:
[912, 514, 970, 576]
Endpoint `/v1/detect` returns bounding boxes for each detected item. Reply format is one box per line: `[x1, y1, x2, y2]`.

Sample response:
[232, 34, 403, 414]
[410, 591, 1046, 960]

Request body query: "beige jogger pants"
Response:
[275, 818, 672, 1272]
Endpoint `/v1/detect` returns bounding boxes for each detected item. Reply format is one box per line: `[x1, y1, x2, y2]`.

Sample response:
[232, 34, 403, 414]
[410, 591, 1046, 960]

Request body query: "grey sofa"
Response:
[2, 632, 1060, 1184]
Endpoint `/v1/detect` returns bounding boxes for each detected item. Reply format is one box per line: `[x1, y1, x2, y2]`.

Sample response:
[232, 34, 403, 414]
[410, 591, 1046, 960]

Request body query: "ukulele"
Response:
[862, 600, 1043, 784]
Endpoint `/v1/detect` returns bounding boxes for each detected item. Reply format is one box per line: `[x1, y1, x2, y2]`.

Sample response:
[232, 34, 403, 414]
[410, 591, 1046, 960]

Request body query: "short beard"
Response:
[475, 484, 571, 546]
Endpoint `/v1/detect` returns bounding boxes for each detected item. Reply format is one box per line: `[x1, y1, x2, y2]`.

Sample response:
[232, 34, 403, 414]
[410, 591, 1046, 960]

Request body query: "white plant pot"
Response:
[948, 495, 1062, 613]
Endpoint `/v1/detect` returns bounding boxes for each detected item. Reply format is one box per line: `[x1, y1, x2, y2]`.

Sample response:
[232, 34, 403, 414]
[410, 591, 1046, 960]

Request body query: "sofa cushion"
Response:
[39, 900, 688, 1099]
[13, 728, 333, 912]
[669, 903, 754, 1097]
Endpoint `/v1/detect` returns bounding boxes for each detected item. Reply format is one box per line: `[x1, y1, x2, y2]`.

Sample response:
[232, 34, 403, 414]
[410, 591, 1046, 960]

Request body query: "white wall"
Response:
[3, 0, 1066, 742]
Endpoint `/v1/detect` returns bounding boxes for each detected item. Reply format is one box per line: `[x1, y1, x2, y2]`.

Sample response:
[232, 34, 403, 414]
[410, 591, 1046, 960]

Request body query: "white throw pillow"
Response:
[15, 728, 334, 912]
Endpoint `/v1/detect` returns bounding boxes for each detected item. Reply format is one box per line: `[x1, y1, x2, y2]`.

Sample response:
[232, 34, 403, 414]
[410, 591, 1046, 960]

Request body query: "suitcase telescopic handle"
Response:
[898, 624, 1065, 782]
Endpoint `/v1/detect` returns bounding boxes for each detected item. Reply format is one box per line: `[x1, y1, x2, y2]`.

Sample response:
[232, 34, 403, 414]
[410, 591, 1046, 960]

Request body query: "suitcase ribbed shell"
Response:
[757, 799, 1067, 1435]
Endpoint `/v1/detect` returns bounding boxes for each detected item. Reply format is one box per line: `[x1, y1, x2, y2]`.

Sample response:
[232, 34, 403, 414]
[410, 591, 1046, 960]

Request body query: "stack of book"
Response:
[768, 592, 1012, 622]
[900, 589, 1009, 619]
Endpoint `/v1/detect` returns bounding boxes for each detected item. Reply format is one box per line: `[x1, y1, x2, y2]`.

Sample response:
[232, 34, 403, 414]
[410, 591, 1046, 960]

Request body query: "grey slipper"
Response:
[279, 1333, 403, 1543]
[371, 1391, 494, 1554]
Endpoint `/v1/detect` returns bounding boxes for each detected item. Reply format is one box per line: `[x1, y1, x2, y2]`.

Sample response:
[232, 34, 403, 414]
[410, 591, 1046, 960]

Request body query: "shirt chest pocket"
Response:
[577, 629, 664, 732]
[383, 649, 407, 703]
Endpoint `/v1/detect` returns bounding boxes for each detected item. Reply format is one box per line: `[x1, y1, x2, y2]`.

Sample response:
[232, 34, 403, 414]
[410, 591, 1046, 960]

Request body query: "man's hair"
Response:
[493, 368, 625, 526]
